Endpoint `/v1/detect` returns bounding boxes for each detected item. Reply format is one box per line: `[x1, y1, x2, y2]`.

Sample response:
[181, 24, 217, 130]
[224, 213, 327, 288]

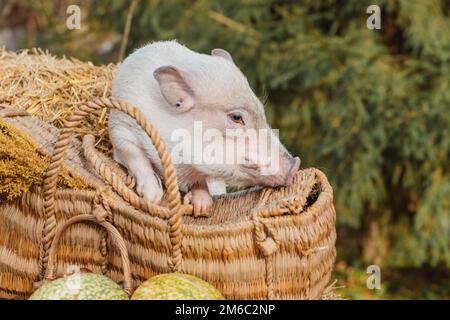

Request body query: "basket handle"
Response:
[82, 134, 194, 218]
[83, 135, 136, 188]
[44, 214, 134, 296]
[40, 98, 184, 275]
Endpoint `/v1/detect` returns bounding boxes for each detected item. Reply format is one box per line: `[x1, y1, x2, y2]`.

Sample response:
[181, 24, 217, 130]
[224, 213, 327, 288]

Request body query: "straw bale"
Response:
[0, 48, 116, 154]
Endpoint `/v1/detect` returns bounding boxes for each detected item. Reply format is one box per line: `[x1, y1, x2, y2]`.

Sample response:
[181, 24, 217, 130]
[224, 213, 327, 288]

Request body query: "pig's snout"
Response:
[284, 156, 301, 186]
[252, 154, 300, 188]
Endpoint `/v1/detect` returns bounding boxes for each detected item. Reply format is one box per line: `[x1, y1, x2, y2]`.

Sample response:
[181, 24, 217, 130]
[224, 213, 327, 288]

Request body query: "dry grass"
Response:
[320, 279, 343, 300]
[0, 117, 91, 200]
[0, 47, 116, 154]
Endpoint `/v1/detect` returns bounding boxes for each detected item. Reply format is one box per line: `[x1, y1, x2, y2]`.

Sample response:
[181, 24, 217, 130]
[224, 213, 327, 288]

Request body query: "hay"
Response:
[320, 279, 343, 300]
[0, 48, 116, 154]
[0, 117, 91, 200]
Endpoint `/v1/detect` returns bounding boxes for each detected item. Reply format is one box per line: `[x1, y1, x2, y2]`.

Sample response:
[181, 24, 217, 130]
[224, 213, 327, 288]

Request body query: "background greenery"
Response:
[1, 0, 449, 299]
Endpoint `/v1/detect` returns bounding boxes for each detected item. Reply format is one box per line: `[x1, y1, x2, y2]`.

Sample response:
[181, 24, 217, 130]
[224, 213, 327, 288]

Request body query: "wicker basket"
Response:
[0, 98, 336, 300]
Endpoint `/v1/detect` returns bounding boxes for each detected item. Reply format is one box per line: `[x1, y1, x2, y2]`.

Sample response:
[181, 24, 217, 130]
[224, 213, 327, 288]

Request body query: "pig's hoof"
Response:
[136, 175, 164, 204]
[183, 190, 212, 217]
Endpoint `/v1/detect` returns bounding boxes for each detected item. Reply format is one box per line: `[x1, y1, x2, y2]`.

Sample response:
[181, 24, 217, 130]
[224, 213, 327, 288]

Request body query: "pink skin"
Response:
[117, 143, 213, 213]
[110, 41, 301, 216]
[113, 141, 164, 203]
[151, 67, 296, 210]
[183, 182, 212, 217]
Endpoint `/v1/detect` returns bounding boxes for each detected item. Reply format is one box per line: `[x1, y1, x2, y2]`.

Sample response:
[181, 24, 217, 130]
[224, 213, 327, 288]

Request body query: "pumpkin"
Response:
[132, 273, 225, 300]
[29, 273, 129, 300]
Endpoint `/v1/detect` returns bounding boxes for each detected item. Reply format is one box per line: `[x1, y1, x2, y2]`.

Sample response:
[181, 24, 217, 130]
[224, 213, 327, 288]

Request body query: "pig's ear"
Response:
[211, 48, 234, 64]
[153, 66, 195, 112]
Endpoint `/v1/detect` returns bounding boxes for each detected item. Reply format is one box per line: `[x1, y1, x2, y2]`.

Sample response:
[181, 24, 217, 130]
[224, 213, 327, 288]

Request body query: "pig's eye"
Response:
[229, 113, 244, 125]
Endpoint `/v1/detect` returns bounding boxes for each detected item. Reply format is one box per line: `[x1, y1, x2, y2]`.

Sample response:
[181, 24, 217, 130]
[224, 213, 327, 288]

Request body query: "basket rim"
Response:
[2, 103, 334, 233]
[39, 167, 333, 233]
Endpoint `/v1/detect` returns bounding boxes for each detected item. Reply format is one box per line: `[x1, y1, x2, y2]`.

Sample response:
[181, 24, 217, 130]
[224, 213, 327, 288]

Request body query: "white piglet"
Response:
[109, 40, 300, 216]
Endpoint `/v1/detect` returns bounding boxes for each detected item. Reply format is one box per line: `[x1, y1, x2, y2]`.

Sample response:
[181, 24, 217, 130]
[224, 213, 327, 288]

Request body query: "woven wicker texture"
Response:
[0, 98, 336, 300]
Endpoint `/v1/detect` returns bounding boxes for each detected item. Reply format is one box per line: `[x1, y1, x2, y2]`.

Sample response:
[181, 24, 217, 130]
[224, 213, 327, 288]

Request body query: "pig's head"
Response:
[153, 48, 300, 188]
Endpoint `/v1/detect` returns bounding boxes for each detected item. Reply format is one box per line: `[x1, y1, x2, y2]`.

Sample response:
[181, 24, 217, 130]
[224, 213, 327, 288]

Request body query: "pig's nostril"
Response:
[285, 157, 301, 186]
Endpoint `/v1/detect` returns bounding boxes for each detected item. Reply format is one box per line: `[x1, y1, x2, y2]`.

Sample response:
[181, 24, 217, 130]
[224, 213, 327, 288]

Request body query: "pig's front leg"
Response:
[113, 142, 164, 204]
[206, 178, 226, 196]
[183, 181, 213, 217]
